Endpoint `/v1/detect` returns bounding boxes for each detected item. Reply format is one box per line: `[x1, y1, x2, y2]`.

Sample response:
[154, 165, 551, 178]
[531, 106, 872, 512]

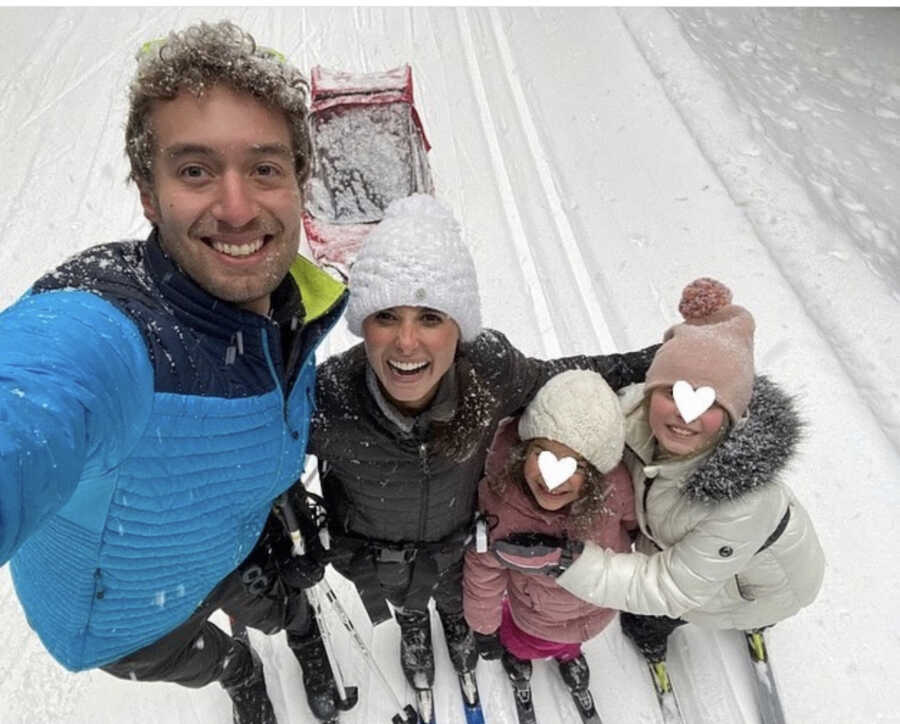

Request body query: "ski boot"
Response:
[438, 609, 481, 713]
[438, 608, 478, 674]
[557, 655, 601, 722]
[502, 650, 536, 724]
[395, 608, 435, 691]
[288, 620, 340, 722]
[221, 639, 277, 724]
[620, 613, 685, 722]
[620, 612, 684, 662]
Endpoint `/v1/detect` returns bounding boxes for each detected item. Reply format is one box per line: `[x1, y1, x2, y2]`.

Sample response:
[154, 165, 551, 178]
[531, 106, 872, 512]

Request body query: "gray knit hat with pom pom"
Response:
[346, 194, 482, 341]
[645, 277, 756, 423]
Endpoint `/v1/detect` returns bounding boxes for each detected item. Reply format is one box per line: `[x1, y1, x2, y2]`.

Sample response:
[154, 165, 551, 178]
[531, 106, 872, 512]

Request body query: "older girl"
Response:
[556, 279, 824, 674]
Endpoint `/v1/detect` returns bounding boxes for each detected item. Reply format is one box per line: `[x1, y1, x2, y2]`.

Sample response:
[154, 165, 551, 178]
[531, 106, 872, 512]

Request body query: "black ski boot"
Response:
[502, 650, 536, 724]
[288, 621, 339, 722]
[502, 649, 532, 685]
[558, 654, 590, 692]
[438, 608, 478, 674]
[620, 612, 686, 663]
[221, 639, 277, 724]
[558, 655, 601, 722]
[395, 607, 435, 690]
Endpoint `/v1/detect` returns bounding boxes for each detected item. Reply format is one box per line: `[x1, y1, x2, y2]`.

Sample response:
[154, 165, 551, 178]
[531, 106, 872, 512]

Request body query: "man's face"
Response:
[139, 85, 303, 315]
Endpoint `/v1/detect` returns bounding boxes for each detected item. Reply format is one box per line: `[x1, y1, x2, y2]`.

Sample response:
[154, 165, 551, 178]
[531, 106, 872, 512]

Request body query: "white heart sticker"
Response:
[537, 450, 578, 490]
[672, 380, 716, 424]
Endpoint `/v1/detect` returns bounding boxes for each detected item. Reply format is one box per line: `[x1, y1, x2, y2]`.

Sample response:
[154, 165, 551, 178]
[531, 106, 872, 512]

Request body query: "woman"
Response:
[306, 194, 656, 694]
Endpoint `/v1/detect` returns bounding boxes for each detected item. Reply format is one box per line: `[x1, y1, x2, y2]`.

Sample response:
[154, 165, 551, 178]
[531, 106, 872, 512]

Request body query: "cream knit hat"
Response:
[518, 370, 625, 474]
[345, 194, 482, 341]
[645, 277, 756, 423]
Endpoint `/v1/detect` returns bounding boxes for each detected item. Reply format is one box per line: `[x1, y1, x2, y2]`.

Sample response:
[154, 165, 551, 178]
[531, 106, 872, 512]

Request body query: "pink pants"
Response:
[498, 599, 582, 662]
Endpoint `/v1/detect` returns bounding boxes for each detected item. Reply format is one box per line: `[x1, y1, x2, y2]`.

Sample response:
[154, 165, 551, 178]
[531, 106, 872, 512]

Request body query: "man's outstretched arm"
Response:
[0, 290, 153, 563]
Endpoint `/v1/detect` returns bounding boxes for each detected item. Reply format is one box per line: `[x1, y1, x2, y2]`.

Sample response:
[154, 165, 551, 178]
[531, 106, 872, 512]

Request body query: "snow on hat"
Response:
[645, 277, 756, 423]
[345, 194, 482, 341]
[518, 370, 625, 474]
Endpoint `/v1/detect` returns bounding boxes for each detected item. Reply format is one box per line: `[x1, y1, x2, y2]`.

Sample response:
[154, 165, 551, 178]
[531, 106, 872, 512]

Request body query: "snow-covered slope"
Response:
[1, 7, 897, 724]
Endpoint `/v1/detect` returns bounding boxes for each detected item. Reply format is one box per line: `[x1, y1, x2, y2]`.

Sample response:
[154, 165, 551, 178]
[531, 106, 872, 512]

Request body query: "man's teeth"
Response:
[211, 238, 264, 257]
[389, 360, 429, 373]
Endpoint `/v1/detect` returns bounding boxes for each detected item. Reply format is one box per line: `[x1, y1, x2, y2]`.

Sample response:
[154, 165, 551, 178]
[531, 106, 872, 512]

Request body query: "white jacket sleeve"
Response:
[557, 491, 782, 617]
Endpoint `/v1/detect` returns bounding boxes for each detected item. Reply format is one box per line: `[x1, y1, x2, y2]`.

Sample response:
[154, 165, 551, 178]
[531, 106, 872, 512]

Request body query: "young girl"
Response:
[555, 278, 825, 668]
[463, 369, 637, 718]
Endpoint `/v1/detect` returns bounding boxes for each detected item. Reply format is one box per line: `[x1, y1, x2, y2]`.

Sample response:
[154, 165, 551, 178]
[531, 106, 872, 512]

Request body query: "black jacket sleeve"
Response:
[467, 329, 658, 420]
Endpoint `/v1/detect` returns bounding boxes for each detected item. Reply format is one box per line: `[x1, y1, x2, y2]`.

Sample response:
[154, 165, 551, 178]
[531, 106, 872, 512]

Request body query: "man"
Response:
[0, 20, 345, 724]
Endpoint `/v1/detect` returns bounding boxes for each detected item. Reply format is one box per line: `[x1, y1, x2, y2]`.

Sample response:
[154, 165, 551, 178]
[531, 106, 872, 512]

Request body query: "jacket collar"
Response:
[365, 364, 459, 435]
[144, 228, 304, 338]
[622, 378, 801, 503]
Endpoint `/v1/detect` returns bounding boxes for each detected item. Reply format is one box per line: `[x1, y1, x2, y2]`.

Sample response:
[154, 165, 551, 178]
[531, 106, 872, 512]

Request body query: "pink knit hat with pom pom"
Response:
[645, 278, 755, 423]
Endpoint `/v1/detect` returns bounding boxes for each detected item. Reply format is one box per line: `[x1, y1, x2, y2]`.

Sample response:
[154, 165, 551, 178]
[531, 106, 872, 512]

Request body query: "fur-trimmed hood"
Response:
[622, 375, 804, 503]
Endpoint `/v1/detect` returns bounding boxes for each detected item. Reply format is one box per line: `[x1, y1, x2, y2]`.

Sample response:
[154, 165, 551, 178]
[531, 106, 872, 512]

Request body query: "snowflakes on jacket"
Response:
[0, 231, 346, 670]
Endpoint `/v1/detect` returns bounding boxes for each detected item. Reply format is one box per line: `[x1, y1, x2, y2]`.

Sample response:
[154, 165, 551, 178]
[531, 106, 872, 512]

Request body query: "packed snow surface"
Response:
[1, 7, 898, 724]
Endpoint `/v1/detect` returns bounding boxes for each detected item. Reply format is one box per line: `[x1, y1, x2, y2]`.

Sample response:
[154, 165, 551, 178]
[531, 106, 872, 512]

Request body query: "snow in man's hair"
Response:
[125, 20, 311, 187]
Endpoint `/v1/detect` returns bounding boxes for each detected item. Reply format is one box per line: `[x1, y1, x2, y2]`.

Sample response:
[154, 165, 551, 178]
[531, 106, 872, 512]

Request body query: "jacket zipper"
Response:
[418, 443, 430, 540]
[260, 327, 288, 423]
[641, 471, 656, 540]
[627, 444, 660, 544]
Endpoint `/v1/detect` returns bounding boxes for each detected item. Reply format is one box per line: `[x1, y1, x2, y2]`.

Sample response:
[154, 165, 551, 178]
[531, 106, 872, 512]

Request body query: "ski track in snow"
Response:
[455, 6, 562, 360]
[1, 7, 898, 724]
[621, 7, 900, 453]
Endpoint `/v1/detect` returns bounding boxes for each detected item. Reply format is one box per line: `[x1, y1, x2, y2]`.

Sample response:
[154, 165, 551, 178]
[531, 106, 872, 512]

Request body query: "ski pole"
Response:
[305, 584, 359, 711]
[277, 494, 417, 724]
[277, 495, 358, 712]
[317, 578, 419, 724]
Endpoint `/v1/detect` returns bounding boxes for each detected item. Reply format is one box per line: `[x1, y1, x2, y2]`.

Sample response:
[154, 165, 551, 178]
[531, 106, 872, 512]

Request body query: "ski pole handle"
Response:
[276, 493, 306, 556]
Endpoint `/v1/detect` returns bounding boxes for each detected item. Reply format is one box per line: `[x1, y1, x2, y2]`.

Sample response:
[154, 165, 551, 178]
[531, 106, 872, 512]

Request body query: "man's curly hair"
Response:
[125, 20, 311, 187]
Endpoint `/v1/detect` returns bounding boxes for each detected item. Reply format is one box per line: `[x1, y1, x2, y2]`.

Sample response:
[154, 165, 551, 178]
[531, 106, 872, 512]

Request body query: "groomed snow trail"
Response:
[1, 7, 897, 724]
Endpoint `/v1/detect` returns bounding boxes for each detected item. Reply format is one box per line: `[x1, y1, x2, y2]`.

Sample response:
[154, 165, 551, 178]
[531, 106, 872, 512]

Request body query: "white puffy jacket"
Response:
[558, 377, 824, 631]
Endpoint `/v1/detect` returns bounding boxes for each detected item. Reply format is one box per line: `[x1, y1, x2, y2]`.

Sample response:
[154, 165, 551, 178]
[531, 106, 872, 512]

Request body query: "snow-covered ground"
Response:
[1, 6, 898, 724]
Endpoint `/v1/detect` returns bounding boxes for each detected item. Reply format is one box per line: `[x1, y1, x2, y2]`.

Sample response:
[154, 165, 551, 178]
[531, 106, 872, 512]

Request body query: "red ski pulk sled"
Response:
[303, 64, 435, 281]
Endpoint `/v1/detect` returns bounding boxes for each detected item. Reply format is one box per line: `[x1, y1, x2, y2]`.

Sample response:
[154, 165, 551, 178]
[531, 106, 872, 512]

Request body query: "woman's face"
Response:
[523, 438, 588, 511]
[362, 305, 460, 414]
[648, 386, 727, 456]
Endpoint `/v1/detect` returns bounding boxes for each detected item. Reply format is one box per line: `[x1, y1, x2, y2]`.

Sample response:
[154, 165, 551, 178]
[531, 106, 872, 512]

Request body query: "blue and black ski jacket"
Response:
[0, 231, 346, 670]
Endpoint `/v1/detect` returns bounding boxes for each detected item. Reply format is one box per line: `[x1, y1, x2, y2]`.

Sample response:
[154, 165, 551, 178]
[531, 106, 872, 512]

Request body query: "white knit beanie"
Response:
[518, 370, 625, 474]
[345, 194, 482, 341]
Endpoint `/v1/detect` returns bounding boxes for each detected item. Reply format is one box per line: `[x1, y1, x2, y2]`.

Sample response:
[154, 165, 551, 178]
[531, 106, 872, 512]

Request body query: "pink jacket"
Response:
[463, 419, 637, 644]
